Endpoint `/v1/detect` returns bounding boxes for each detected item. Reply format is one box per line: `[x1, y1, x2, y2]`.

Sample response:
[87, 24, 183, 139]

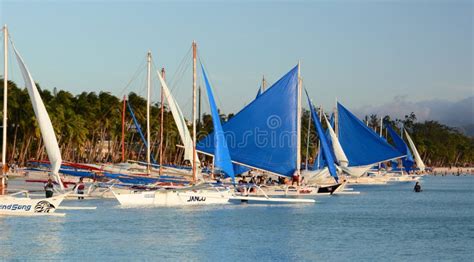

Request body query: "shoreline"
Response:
[430, 167, 473, 175]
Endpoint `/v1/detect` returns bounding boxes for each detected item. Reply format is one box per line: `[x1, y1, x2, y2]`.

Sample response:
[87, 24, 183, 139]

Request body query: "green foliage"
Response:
[0, 79, 186, 165]
[365, 113, 473, 167]
[1, 78, 472, 167]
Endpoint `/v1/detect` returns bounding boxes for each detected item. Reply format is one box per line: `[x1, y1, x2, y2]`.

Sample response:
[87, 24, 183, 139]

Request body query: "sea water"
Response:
[1, 176, 473, 261]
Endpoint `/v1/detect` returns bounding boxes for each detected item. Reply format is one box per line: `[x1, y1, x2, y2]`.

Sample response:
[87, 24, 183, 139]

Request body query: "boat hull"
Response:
[0, 194, 65, 216]
[112, 189, 233, 206]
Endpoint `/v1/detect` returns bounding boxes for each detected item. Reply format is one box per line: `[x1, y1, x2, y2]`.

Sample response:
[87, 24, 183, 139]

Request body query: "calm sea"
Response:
[1, 175, 473, 261]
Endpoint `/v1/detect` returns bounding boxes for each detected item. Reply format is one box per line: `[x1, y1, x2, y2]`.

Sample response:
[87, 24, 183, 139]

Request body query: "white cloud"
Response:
[354, 95, 474, 127]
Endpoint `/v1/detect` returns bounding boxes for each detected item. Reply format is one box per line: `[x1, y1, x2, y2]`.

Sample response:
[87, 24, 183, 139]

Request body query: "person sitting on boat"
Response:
[74, 177, 86, 200]
[278, 176, 284, 185]
[249, 176, 256, 185]
[237, 177, 248, 193]
[267, 177, 273, 185]
[44, 178, 55, 198]
[414, 182, 422, 192]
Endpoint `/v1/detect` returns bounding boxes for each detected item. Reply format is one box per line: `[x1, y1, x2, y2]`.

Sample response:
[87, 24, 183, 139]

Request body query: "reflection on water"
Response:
[0, 219, 13, 258]
[0, 216, 65, 260]
[1, 176, 473, 261]
[30, 217, 65, 258]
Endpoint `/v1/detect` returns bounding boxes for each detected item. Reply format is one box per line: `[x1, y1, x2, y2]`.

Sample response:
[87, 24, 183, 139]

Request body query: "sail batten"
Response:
[13, 45, 64, 190]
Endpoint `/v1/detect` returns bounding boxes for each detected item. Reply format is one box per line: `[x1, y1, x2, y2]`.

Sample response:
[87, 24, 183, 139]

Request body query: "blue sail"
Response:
[391, 159, 400, 170]
[385, 124, 414, 172]
[197, 65, 298, 177]
[313, 150, 326, 170]
[313, 112, 334, 170]
[337, 103, 404, 166]
[201, 64, 235, 181]
[233, 163, 249, 175]
[306, 90, 338, 182]
[313, 114, 336, 170]
[127, 101, 157, 164]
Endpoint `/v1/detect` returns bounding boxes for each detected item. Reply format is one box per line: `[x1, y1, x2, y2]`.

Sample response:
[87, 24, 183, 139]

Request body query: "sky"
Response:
[0, 0, 472, 126]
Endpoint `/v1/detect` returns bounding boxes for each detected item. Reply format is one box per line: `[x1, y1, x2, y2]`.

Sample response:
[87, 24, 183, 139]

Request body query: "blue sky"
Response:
[1, 0, 472, 121]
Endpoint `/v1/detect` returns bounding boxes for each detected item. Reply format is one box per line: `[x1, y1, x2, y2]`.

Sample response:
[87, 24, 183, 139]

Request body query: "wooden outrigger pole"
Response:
[159, 68, 165, 176]
[121, 96, 126, 162]
[192, 41, 197, 183]
[146, 51, 151, 174]
[1, 25, 8, 190]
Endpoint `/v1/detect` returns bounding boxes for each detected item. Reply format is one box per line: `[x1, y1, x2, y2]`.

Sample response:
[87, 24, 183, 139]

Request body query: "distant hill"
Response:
[456, 124, 474, 137]
[355, 96, 474, 137]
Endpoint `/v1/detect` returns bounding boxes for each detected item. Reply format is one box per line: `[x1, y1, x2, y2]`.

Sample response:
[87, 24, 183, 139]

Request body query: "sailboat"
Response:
[299, 91, 351, 195]
[195, 64, 337, 196]
[0, 25, 65, 215]
[112, 44, 234, 206]
[197, 63, 314, 204]
[384, 124, 421, 182]
[113, 44, 314, 205]
[386, 124, 414, 172]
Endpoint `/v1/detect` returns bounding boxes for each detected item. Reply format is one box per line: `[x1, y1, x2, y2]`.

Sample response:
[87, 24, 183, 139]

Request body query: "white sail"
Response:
[341, 165, 373, 177]
[323, 113, 349, 167]
[404, 129, 425, 171]
[156, 70, 199, 165]
[13, 45, 64, 190]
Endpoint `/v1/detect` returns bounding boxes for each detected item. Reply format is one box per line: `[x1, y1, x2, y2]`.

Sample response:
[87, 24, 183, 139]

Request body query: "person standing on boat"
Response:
[414, 181, 422, 192]
[44, 178, 55, 198]
[292, 171, 300, 186]
[74, 177, 86, 200]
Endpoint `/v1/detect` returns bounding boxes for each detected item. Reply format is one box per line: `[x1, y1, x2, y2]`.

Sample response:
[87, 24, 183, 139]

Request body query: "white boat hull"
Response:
[113, 187, 317, 206]
[0, 194, 65, 216]
[113, 188, 233, 206]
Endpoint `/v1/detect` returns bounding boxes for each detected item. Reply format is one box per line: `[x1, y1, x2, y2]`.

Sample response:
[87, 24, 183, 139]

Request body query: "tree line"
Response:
[0, 79, 472, 168]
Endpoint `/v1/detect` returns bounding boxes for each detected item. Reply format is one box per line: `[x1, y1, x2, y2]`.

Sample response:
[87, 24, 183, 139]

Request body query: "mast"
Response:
[379, 117, 383, 137]
[146, 51, 151, 173]
[379, 116, 383, 170]
[159, 68, 165, 176]
[121, 96, 126, 162]
[1, 25, 7, 188]
[400, 123, 404, 139]
[305, 101, 312, 171]
[192, 41, 197, 183]
[296, 61, 302, 175]
[198, 85, 201, 127]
